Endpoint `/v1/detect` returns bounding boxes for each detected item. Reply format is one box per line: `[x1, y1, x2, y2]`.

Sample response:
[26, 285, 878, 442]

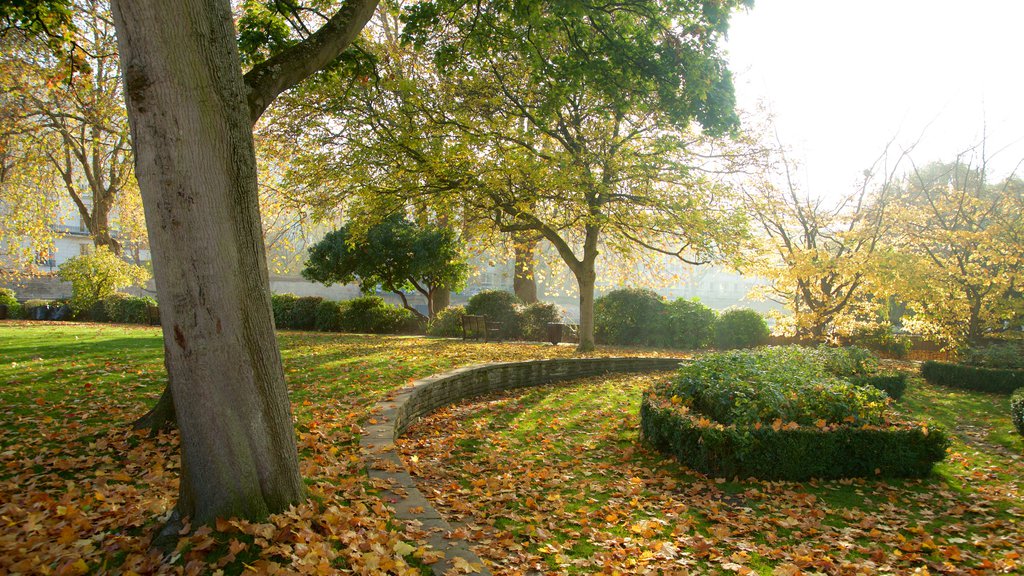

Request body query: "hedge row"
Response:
[850, 373, 908, 400]
[425, 291, 563, 341]
[920, 361, 1024, 394]
[1011, 389, 1024, 436]
[271, 294, 420, 334]
[593, 288, 769, 350]
[640, 398, 949, 480]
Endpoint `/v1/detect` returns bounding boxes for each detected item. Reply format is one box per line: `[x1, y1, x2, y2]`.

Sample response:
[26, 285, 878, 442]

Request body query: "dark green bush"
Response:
[88, 299, 109, 322]
[466, 290, 522, 338]
[920, 361, 1024, 394]
[712, 308, 769, 349]
[427, 305, 466, 337]
[271, 293, 299, 329]
[314, 299, 347, 332]
[339, 296, 413, 334]
[640, 395, 948, 480]
[103, 293, 156, 324]
[1011, 389, 1024, 436]
[520, 301, 562, 341]
[0, 288, 21, 319]
[594, 288, 666, 347]
[851, 373, 908, 400]
[663, 298, 716, 349]
[285, 296, 323, 330]
[962, 342, 1024, 370]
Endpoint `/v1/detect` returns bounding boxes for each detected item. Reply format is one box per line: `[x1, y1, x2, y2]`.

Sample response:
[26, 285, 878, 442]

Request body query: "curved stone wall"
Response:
[359, 356, 686, 575]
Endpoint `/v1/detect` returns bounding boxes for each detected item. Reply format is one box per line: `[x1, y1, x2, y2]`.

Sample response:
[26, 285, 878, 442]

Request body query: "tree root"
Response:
[131, 386, 176, 436]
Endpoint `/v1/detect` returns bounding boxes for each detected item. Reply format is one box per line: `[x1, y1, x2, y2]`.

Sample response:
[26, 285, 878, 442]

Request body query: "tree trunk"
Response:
[513, 235, 538, 304]
[111, 0, 305, 526]
[576, 265, 597, 352]
[431, 287, 449, 315]
[131, 383, 176, 436]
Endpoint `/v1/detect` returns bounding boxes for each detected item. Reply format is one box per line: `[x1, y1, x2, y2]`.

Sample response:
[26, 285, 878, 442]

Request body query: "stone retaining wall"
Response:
[360, 356, 686, 575]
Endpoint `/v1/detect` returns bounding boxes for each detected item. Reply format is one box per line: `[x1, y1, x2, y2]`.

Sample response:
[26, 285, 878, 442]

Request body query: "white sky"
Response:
[724, 0, 1024, 196]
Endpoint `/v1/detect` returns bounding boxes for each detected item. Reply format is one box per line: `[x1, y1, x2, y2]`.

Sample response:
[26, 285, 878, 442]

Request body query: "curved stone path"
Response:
[358, 357, 686, 575]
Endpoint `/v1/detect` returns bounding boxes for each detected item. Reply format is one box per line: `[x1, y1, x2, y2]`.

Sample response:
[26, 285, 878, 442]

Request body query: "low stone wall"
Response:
[360, 356, 686, 575]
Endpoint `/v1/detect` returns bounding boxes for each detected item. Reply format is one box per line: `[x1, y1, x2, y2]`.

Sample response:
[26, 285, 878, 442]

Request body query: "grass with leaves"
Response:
[400, 364, 1024, 575]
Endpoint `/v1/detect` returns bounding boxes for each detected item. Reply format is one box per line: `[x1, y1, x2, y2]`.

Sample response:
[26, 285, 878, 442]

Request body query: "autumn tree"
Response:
[892, 155, 1024, 345]
[743, 145, 909, 341]
[106, 0, 379, 530]
[288, 0, 751, 350]
[1, 0, 138, 256]
[303, 215, 468, 318]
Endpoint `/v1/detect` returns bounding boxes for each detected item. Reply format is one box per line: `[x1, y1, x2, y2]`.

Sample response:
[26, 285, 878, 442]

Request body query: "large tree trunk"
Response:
[513, 234, 538, 304]
[576, 265, 597, 352]
[112, 0, 305, 526]
[431, 287, 449, 315]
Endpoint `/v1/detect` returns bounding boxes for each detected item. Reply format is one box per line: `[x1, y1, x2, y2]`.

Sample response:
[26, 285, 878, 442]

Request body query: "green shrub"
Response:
[103, 293, 155, 324]
[671, 347, 890, 427]
[520, 301, 562, 341]
[57, 246, 150, 312]
[1011, 389, 1024, 436]
[88, 299, 109, 322]
[819, 345, 878, 377]
[851, 373, 908, 400]
[594, 288, 666, 347]
[466, 290, 522, 338]
[920, 361, 1024, 394]
[962, 342, 1024, 370]
[848, 327, 912, 359]
[640, 394, 948, 480]
[314, 299, 347, 332]
[712, 308, 769, 349]
[285, 296, 323, 330]
[339, 296, 413, 334]
[271, 293, 299, 328]
[663, 298, 716, 349]
[0, 288, 22, 319]
[427, 305, 467, 337]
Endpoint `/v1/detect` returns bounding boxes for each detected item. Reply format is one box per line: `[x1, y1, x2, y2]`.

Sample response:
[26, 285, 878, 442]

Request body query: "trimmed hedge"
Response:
[339, 296, 413, 334]
[851, 373, 908, 400]
[920, 361, 1024, 395]
[104, 294, 155, 324]
[664, 298, 716, 350]
[427, 305, 466, 337]
[271, 293, 299, 328]
[466, 290, 522, 339]
[286, 296, 323, 330]
[640, 398, 948, 480]
[594, 288, 666, 347]
[712, 308, 770, 349]
[314, 300, 346, 332]
[1011, 389, 1024, 436]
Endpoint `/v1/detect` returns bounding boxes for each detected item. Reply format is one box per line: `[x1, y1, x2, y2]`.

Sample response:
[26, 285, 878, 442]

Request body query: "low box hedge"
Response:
[920, 361, 1024, 394]
[640, 396, 948, 480]
[850, 373, 908, 400]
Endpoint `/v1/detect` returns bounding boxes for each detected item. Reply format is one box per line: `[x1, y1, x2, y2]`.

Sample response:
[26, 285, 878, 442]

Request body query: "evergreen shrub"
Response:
[427, 305, 466, 337]
[271, 293, 299, 328]
[920, 361, 1024, 394]
[339, 296, 413, 334]
[0, 288, 22, 319]
[314, 299, 347, 332]
[663, 298, 716, 349]
[286, 296, 323, 330]
[520, 301, 562, 341]
[594, 288, 666, 346]
[466, 290, 522, 338]
[712, 308, 769, 349]
[1011, 389, 1024, 436]
[850, 373, 908, 400]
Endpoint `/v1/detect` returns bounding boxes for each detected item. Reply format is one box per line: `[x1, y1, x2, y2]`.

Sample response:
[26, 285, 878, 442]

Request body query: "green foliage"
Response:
[640, 395, 948, 480]
[302, 216, 468, 316]
[819, 345, 878, 377]
[671, 347, 890, 427]
[102, 293, 156, 324]
[314, 300, 346, 333]
[962, 342, 1024, 370]
[663, 298, 717, 349]
[465, 290, 522, 339]
[850, 374, 908, 401]
[57, 246, 150, 312]
[286, 296, 323, 331]
[848, 327, 912, 359]
[920, 361, 1024, 395]
[338, 296, 415, 334]
[0, 288, 21, 319]
[271, 293, 299, 328]
[1011, 389, 1024, 436]
[594, 288, 666, 347]
[520, 301, 562, 341]
[426, 305, 467, 337]
[712, 308, 769, 349]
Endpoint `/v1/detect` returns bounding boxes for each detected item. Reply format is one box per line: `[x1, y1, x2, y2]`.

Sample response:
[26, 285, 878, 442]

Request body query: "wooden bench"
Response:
[462, 314, 503, 342]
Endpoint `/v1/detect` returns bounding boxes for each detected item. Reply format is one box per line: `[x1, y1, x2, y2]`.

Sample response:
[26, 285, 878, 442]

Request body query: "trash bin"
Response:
[0, 304, 7, 320]
[547, 322, 564, 345]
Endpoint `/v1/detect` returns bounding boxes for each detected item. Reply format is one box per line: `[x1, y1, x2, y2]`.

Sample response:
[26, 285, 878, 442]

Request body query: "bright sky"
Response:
[724, 0, 1024, 197]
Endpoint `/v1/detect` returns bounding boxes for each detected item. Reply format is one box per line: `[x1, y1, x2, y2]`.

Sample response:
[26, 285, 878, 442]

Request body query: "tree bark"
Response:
[513, 234, 538, 304]
[576, 265, 597, 352]
[112, 0, 305, 524]
[431, 287, 449, 315]
[131, 383, 176, 436]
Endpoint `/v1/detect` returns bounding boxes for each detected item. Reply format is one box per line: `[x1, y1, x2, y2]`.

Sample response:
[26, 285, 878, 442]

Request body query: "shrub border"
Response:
[640, 396, 948, 481]
[921, 361, 1024, 394]
[360, 356, 686, 575]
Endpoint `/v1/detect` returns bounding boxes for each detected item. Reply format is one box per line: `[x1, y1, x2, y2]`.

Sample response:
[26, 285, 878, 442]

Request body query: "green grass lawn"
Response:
[400, 366, 1024, 575]
[2, 322, 1022, 575]
[0, 321, 674, 575]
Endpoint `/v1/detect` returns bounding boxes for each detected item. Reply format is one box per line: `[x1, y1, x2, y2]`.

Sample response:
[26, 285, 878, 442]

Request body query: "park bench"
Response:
[462, 314, 503, 342]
